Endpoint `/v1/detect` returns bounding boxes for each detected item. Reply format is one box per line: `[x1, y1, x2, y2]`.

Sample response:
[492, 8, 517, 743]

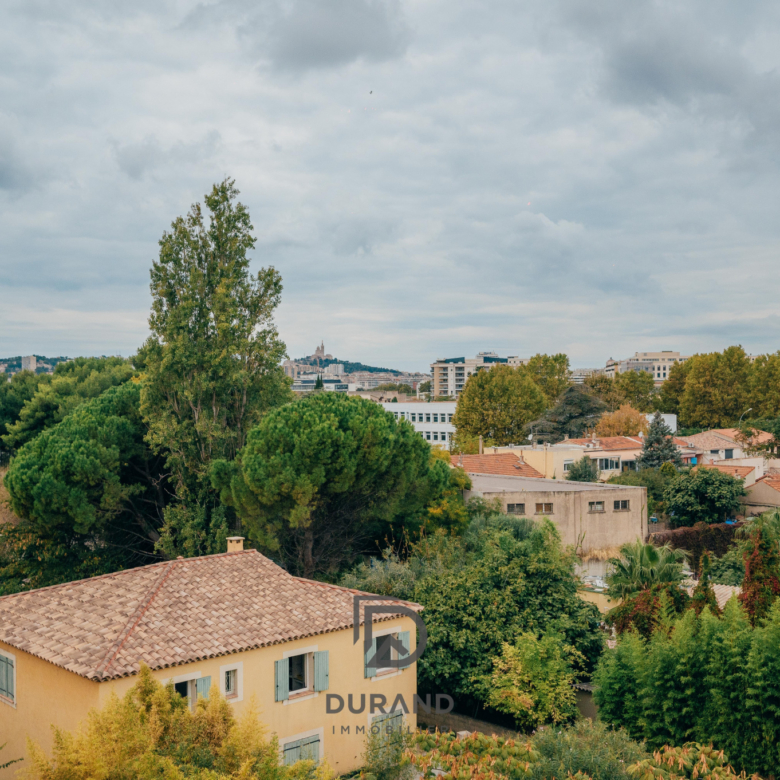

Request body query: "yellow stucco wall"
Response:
[1, 618, 418, 778]
[0, 640, 101, 778]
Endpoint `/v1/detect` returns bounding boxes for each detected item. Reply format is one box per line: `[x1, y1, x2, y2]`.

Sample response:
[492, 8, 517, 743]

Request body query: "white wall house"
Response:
[381, 402, 457, 450]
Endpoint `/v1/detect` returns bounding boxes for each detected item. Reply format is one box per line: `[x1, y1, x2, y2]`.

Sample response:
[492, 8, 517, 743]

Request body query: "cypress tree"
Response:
[704, 598, 753, 771]
[739, 519, 780, 625]
[744, 601, 780, 775]
[635, 412, 683, 469]
[690, 551, 721, 616]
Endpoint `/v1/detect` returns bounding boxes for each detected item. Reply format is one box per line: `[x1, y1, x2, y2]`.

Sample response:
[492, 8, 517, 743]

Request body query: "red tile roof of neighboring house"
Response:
[699, 464, 755, 479]
[710, 428, 774, 445]
[0, 550, 420, 682]
[450, 453, 544, 478]
[683, 580, 741, 610]
[563, 436, 643, 451]
[754, 474, 780, 493]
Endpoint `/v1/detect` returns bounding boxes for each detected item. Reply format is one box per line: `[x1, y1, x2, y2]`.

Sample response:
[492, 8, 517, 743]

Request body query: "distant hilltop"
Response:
[292, 341, 402, 375]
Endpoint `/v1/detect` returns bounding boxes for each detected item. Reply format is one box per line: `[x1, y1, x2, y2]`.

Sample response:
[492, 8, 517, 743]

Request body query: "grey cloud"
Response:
[242, 0, 409, 71]
[112, 132, 222, 180]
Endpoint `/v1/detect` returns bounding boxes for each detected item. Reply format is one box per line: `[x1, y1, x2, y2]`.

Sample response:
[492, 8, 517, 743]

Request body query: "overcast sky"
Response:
[2, 0, 780, 372]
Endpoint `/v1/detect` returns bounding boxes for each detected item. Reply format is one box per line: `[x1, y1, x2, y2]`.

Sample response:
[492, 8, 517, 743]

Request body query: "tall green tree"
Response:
[748, 351, 780, 418]
[530, 384, 607, 442]
[521, 353, 571, 406]
[679, 346, 753, 428]
[613, 371, 656, 413]
[654, 360, 692, 415]
[452, 364, 547, 446]
[3, 357, 135, 450]
[664, 469, 746, 528]
[213, 393, 450, 576]
[140, 179, 292, 558]
[635, 412, 683, 469]
[0, 370, 50, 461]
[1, 383, 166, 592]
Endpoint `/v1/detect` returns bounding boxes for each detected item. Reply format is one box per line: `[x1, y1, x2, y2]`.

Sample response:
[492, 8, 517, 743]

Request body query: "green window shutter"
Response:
[300, 735, 320, 762]
[283, 739, 301, 766]
[275, 658, 290, 702]
[0, 655, 8, 698]
[195, 676, 211, 700]
[398, 631, 410, 660]
[365, 638, 377, 678]
[313, 651, 329, 692]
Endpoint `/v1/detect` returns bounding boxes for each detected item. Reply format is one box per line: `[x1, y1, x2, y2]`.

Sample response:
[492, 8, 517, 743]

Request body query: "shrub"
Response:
[528, 720, 648, 780]
[476, 634, 582, 731]
[649, 522, 744, 573]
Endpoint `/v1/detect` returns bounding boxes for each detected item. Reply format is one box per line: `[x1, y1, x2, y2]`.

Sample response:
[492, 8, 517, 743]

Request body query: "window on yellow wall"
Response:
[225, 669, 237, 697]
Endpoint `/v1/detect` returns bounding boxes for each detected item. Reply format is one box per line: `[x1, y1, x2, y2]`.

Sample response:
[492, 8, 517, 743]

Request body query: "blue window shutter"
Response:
[0, 656, 8, 698]
[196, 676, 211, 700]
[300, 735, 320, 762]
[398, 631, 410, 660]
[275, 658, 290, 702]
[283, 739, 301, 766]
[365, 638, 377, 678]
[313, 651, 329, 692]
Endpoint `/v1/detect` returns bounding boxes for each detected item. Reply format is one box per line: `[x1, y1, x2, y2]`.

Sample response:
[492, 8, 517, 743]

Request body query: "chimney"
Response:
[564, 434, 569, 440]
[227, 537, 245, 553]
[479, 435, 483, 455]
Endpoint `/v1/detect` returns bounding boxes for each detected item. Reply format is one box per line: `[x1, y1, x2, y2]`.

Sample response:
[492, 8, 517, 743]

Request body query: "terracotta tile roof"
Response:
[754, 474, 780, 493]
[710, 428, 774, 445]
[678, 431, 741, 451]
[0, 550, 420, 682]
[563, 436, 643, 451]
[683, 580, 741, 610]
[699, 464, 755, 479]
[450, 453, 544, 478]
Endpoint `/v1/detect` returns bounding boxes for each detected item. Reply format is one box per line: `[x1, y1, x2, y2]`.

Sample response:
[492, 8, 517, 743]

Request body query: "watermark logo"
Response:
[352, 594, 428, 670]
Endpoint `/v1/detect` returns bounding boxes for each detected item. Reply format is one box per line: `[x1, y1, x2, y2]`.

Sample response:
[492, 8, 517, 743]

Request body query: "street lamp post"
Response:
[738, 408, 753, 426]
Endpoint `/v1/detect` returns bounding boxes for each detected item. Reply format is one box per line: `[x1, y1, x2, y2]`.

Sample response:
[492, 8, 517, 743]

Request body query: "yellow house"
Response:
[0, 540, 419, 777]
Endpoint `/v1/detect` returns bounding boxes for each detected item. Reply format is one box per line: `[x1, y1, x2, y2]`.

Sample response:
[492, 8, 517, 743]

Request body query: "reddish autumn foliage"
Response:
[739, 523, 780, 625]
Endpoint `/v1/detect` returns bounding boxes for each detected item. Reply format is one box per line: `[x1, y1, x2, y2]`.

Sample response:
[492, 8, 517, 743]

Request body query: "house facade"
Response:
[383, 402, 457, 450]
[465, 474, 647, 553]
[0, 543, 419, 777]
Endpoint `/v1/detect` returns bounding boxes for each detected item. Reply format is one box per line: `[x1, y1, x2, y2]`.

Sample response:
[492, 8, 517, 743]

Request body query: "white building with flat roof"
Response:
[430, 352, 528, 398]
[381, 402, 457, 450]
[604, 351, 689, 386]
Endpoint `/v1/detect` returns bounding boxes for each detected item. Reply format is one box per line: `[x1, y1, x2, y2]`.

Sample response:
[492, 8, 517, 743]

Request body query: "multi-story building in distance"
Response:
[21, 355, 37, 372]
[430, 352, 528, 398]
[382, 402, 457, 450]
[604, 351, 689, 386]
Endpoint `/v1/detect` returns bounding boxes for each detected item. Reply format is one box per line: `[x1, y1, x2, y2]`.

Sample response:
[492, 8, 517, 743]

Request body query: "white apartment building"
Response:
[430, 352, 528, 398]
[604, 351, 689, 386]
[381, 402, 457, 450]
[21, 355, 37, 372]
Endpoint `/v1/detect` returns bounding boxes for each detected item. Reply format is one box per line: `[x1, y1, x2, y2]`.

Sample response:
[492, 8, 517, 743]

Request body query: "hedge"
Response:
[648, 521, 744, 572]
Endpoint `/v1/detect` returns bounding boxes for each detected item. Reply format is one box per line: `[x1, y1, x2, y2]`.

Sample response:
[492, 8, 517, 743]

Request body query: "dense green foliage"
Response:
[690, 552, 721, 616]
[738, 519, 780, 624]
[664, 469, 746, 528]
[214, 393, 458, 576]
[636, 412, 683, 469]
[3, 357, 135, 451]
[709, 545, 745, 586]
[521, 353, 571, 406]
[139, 179, 292, 557]
[477, 633, 582, 731]
[585, 371, 655, 413]
[530, 384, 607, 442]
[452, 364, 547, 446]
[606, 541, 688, 600]
[25, 665, 331, 780]
[0, 370, 50, 462]
[649, 521, 744, 573]
[528, 720, 648, 780]
[595, 598, 780, 776]
[566, 455, 599, 482]
[608, 467, 672, 518]
[1, 383, 166, 591]
[342, 507, 603, 718]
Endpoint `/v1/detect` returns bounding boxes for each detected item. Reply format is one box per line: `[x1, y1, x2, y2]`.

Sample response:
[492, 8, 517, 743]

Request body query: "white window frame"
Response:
[162, 670, 203, 710]
[0, 647, 16, 709]
[219, 660, 244, 703]
[283, 644, 319, 704]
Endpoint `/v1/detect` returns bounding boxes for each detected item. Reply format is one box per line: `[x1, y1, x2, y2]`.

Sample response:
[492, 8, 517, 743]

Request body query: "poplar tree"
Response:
[140, 179, 292, 557]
